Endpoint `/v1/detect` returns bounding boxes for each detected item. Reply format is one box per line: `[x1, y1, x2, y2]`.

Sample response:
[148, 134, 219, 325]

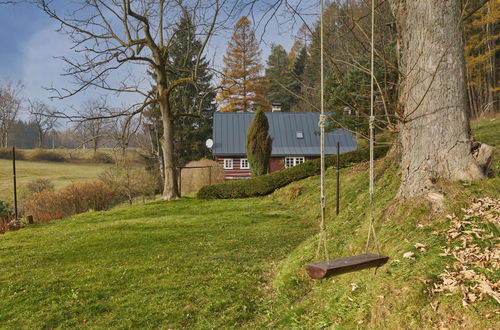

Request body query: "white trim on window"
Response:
[223, 158, 233, 169]
[284, 157, 305, 168]
[240, 158, 250, 169]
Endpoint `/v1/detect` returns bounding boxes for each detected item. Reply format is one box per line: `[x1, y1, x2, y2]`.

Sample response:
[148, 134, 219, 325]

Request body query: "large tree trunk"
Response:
[159, 97, 179, 200]
[391, 0, 485, 198]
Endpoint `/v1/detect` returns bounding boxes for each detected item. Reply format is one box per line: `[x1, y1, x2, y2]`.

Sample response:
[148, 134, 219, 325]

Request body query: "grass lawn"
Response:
[0, 197, 316, 328]
[0, 160, 113, 201]
[0, 117, 498, 328]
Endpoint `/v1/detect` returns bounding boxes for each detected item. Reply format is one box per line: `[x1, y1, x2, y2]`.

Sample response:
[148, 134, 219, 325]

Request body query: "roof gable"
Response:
[212, 112, 358, 156]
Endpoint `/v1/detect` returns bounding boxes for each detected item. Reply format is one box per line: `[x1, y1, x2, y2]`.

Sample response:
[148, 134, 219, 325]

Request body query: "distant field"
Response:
[0, 160, 113, 201]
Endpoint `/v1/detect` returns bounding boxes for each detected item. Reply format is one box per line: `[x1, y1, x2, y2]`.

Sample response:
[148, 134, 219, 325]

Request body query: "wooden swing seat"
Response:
[306, 253, 389, 280]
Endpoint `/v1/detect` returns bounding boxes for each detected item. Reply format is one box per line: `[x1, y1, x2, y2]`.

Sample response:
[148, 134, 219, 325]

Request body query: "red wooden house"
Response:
[212, 111, 357, 180]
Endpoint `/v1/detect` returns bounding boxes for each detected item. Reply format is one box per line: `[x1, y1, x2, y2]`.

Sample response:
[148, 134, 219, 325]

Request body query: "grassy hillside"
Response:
[0, 198, 316, 328]
[0, 117, 498, 328]
[261, 158, 498, 328]
[0, 160, 113, 201]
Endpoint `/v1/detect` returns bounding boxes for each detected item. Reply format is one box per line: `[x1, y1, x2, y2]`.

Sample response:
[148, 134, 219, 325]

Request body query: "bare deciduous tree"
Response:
[108, 114, 142, 164]
[39, 0, 221, 200]
[28, 99, 58, 148]
[77, 99, 110, 154]
[0, 81, 23, 147]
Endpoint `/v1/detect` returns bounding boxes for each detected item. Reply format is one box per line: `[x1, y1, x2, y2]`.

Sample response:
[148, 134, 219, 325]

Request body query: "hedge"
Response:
[197, 145, 390, 199]
[0, 147, 25, 160]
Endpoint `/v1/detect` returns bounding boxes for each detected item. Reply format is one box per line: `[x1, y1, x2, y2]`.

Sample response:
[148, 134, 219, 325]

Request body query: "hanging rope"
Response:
[316, 0, 330, 263]
[365, 0, 381, 255]
[315, 0, 381, 262]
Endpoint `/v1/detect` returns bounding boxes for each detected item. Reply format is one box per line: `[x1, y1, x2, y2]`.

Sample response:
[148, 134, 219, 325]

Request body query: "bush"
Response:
[99, 165, 157, 204]
[0, 147, 25, 160]
[197, 145, 390, 199]
[247, 109, 272, 176]
[25, 178, 55, 194]
[92, 152, 115, 164]
[0, 200, 11, 218]
[26, 181, 116, 222]
[29, 149, 66, 162]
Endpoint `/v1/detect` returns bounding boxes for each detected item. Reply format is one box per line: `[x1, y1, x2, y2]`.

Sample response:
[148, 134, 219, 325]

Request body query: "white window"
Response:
[285, 157, 305, 168]
[240, 158, 250, 169]
[296, 131, 304, 139]
[223, 159, 233, 169]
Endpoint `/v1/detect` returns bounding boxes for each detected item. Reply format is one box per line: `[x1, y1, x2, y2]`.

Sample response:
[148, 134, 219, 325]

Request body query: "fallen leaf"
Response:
[403, 251, 415, 259]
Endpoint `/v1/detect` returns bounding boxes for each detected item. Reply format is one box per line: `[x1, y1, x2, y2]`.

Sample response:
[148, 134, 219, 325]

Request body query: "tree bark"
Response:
[391, 0, 485, 198]
[37, 127, 43, 148]
[159, 95, 179, 200]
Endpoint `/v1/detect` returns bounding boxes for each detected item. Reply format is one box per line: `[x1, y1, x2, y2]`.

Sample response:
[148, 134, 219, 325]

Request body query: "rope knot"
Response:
[369, 115, 375, 128]
[318, 114, 327, 128]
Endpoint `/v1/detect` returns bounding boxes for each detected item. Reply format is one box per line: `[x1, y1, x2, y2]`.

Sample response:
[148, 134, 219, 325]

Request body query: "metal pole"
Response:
[12, 147, 18, 220]
[336, 141, 340, 216]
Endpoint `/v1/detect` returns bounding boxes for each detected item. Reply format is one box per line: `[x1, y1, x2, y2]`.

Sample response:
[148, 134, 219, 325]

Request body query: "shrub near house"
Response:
[198, 145, 389, 199]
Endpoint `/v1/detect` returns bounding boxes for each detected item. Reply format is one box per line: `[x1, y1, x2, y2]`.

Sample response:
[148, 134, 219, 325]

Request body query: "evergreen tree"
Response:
[296, 1, 398, 131]
[293, 46, 307, 78]
[246, 109, 272, 176]
[264, 44, 298, 111]
[464, 0, 499, 118]
[146, 13, 215, 171]
[217, 16, 269, 112]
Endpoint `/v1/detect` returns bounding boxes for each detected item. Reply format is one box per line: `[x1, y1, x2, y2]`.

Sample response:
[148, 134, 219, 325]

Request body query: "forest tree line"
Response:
[0, 0, 497, 199]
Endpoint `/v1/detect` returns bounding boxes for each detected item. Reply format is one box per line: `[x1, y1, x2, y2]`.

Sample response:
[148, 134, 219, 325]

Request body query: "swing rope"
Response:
[316, 0, 381, 261]
[316, 0, 329, 263]
[365, 0, 381, 255]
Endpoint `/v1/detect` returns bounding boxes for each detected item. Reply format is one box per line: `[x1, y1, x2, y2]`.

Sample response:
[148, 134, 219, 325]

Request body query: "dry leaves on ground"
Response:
[431, 197, 499, 308]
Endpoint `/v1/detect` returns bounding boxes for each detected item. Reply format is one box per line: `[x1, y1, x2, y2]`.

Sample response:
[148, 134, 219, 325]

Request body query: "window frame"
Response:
[223, 158, 233, 170]
[284, 157, 305, 168]
[240, 158, 250, 169]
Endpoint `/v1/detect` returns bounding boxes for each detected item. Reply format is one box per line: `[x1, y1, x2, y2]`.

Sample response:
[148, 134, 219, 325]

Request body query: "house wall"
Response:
[215, 156, 319, 180]
[269, 157, 284, 173]
[215, 156, 251, 180]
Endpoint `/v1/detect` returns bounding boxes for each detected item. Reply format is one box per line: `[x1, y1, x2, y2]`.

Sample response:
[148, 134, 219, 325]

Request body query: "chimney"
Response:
[272, 103, 282, 112]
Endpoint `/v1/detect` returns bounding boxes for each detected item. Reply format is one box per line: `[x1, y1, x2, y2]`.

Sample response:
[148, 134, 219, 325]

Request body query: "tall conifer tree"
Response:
[264, 44, 298, 111]
[218, 16, 269, 112]
[246, 109, 272, 176]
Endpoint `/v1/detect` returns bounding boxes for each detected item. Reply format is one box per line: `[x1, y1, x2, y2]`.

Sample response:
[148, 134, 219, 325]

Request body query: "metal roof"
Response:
[212, 112, 358, 156]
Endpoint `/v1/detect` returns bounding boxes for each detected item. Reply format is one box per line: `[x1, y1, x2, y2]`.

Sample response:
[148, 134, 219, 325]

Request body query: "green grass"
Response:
[0, 160, 113, 201]
[0, 198, 316, 328]
[472, 117, 500, 175]
[472, 117, 500, 148]
[263, 158, 499, 328]
[0, 117, 498, 328]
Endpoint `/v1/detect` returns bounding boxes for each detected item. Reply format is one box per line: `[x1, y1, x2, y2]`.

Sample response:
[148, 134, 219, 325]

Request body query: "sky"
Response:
[0, 1, 318, 119]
